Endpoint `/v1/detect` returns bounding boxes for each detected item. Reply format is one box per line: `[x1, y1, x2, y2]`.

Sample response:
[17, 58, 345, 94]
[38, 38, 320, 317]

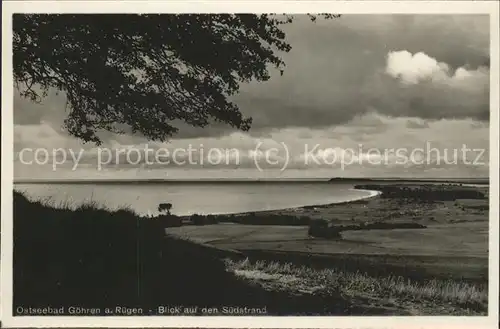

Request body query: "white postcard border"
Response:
[2, 1, 499, 328]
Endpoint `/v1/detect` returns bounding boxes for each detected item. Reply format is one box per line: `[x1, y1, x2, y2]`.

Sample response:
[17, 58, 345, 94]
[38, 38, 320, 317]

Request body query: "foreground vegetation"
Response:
[225, 258, 487, 315]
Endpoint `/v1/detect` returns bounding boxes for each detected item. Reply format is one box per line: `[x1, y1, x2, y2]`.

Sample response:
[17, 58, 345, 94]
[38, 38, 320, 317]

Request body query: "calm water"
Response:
[14, 182, 375, 216]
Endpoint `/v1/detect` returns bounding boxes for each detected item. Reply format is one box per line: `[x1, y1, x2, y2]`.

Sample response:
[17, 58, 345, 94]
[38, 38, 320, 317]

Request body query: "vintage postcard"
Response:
[1, 1, 499, 328]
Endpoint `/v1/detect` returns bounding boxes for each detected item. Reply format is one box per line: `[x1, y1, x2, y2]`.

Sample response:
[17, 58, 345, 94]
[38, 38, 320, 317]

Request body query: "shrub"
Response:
[308, 219, 341, 239]
[190, 213, 205, 225]
[157, 214, 182, 227]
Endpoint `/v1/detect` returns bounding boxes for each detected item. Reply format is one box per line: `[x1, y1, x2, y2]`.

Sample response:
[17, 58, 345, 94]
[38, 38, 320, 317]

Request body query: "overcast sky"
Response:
[14, 14, 490, 179]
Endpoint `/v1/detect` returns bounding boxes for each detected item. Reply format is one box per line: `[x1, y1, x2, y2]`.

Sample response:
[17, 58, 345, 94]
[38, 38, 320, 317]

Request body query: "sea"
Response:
[14, 180, 377, 216]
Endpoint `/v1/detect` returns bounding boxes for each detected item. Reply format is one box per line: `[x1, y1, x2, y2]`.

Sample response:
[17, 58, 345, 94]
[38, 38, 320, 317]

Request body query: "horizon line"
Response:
[13, 177, 490, 185]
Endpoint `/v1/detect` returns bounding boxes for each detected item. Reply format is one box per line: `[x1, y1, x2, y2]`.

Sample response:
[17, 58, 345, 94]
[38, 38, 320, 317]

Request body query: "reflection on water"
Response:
[15, 182, 373, 216]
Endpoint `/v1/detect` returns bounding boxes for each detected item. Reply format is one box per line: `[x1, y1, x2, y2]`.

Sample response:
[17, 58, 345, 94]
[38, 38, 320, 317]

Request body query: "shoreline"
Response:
[14, 185, 381, 219]
[179, 187, 382, 219]
[257, 188, 382, 212]
[16, 180, 487, 219]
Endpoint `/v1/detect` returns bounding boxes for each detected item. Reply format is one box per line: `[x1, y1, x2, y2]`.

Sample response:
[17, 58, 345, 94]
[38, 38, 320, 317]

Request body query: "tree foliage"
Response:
[13, 14, 339, 145]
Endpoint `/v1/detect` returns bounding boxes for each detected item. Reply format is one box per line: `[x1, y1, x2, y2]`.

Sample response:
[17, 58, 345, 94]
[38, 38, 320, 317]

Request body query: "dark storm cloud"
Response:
[14, 14, 490, 141]
[232, 14, 490, 131]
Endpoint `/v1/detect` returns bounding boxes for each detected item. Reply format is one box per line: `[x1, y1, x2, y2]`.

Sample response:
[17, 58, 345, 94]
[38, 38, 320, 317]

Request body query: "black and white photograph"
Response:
[1, 1, 499, 328]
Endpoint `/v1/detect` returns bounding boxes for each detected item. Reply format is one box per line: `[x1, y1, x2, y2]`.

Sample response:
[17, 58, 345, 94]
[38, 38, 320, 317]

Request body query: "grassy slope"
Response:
[226, 258, 487, 315]
[14, 191, 238, 310]
[13, 191, 352, 315]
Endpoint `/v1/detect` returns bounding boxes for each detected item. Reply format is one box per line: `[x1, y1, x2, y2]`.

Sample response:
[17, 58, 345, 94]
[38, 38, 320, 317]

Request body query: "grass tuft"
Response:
[225, 258, 487, 314]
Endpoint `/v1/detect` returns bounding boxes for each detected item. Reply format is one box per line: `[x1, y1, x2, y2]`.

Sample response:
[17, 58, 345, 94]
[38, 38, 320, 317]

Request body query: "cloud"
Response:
[14, 112, 489, 180]
[228, 15, 489, 133]
[13, 14, 490, 154]
[385, 51, 451, 84]
[385, 50, 490, 89]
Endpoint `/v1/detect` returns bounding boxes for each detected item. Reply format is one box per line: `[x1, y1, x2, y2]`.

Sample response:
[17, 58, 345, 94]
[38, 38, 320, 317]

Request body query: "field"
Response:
[165, 183, 489, 314]
[165, 221, 487, 259]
